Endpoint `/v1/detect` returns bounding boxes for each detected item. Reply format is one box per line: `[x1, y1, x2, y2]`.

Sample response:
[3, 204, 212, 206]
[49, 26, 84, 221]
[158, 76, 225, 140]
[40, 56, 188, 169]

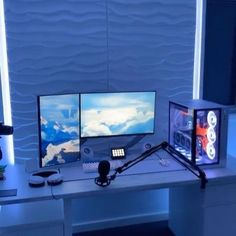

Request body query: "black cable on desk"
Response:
[50, 185, 59, 200]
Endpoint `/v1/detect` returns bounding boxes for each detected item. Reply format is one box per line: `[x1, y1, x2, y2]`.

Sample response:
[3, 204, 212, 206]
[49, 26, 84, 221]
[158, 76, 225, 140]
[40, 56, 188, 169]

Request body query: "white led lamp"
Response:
[111, 147, 126, 160]
[193, 0, 206, 99]
[0, 0, 14, 165]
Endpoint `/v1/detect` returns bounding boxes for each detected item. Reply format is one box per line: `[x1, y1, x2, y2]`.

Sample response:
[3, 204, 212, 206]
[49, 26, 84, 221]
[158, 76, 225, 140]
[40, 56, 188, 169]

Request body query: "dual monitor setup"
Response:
[38, 91, 225, 170]
[34, 91, 226, 188]
[37, 91, 156, 170]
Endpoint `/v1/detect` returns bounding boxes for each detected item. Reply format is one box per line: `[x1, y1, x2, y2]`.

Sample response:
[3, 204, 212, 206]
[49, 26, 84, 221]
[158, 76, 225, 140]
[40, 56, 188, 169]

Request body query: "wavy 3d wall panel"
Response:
[4, 0, 196, 160]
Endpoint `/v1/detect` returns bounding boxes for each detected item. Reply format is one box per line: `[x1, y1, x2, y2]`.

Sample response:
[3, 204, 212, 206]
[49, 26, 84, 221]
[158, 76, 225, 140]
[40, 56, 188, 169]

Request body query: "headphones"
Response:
[28, 169, 63, 187]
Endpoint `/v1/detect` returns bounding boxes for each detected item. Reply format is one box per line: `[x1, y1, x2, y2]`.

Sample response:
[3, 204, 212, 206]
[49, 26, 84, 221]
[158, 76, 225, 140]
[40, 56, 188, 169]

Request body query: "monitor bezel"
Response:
[37, 93, 81, 168]
[79, 90, 157, 139]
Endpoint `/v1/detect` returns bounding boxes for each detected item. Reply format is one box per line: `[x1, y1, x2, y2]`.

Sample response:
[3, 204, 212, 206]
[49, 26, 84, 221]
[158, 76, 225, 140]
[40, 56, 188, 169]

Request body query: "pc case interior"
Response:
[169, 99, 227, 166]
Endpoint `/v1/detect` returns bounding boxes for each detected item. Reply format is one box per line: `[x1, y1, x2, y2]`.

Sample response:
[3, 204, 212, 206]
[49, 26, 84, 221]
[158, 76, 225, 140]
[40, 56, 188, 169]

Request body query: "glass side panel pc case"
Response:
[80, 91, 156, 138]
[169, 99, 227, 167]
[38, 94, 80, 168]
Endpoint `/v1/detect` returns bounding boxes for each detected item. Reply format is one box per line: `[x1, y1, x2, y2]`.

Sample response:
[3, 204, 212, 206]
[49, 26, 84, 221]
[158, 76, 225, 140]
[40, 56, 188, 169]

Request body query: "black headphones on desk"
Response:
[28, 169, 63, 187]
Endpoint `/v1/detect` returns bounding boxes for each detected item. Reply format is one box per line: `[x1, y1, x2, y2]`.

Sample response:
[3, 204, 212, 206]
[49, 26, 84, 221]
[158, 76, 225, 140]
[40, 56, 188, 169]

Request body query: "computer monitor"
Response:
[37, 94, 80, 168]
[80, 91, 156, 138]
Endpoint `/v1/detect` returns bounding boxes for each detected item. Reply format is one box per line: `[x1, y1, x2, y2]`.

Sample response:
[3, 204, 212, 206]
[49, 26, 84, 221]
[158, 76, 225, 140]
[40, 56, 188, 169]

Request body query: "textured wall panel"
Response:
[4, 0, 195, 158]
[4, 0, 108, 159]
[107, 0, 196, 143]
[2, 0, 196, 227]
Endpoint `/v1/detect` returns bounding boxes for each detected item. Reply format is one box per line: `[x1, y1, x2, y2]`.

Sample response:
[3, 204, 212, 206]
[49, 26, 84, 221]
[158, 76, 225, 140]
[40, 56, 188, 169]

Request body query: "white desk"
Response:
[1, 158, 236, 236]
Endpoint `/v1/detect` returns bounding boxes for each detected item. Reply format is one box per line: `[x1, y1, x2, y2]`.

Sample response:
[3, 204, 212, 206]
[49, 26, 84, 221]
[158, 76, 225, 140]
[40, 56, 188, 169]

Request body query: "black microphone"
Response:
[94, 160, 111, 187]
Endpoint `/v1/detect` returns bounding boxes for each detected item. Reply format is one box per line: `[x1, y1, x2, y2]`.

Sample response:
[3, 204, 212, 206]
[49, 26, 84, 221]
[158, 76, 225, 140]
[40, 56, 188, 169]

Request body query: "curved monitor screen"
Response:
[80, 91, 156, 138]
[38, 94, 80, 168]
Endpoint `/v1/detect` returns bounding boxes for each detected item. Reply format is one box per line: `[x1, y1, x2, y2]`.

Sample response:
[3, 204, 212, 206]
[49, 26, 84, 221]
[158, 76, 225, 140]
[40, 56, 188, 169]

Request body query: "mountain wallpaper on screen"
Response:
[39, 94, 80, 167]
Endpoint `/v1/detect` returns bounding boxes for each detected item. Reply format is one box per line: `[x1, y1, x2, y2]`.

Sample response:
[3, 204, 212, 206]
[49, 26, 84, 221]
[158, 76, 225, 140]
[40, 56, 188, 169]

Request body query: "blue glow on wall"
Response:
[4, 0, 196, 160]
[228, 114, 236, 157]
[3, 0, 196, 227]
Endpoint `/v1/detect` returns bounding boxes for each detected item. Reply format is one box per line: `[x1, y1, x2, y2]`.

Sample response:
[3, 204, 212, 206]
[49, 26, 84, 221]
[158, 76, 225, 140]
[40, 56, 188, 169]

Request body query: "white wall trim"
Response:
[72, 211, 168, 233]
[193, 0, 207, 99]
[0, 0, 14, 164]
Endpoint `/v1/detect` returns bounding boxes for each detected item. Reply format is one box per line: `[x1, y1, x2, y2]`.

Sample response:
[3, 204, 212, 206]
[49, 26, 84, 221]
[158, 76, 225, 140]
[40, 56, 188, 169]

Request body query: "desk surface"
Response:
[1, 157, 236, 205]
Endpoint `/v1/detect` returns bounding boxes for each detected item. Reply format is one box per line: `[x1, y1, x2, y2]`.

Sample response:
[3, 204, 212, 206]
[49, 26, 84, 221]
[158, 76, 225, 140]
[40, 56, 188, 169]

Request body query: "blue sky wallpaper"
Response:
[80, 92, 156, 137]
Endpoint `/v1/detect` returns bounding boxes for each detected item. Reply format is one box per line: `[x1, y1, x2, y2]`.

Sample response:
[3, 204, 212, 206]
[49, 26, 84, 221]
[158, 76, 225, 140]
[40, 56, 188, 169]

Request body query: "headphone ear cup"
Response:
[28, 175, 45, 187]
[47, 173, 63, 186]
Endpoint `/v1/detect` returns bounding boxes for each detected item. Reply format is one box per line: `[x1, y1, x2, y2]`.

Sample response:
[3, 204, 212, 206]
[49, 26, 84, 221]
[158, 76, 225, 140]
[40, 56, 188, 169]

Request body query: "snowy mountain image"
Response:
[39, 94, 80, 167]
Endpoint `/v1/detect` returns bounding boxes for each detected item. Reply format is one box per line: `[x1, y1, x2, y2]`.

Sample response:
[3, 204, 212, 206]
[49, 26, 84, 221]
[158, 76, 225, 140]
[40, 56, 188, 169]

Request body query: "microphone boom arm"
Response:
[110, 141, 167, 180]
[109, 141, 207, 189]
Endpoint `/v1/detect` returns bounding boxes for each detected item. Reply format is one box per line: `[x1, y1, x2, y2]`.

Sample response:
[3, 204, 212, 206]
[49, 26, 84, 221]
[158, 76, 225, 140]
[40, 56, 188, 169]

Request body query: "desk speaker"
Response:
[81, 146, 94, 158]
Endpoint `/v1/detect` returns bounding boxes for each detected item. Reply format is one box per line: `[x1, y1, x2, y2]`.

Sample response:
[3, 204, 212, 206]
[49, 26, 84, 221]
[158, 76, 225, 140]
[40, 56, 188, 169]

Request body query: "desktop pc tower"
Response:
[169, 99, 228, 167]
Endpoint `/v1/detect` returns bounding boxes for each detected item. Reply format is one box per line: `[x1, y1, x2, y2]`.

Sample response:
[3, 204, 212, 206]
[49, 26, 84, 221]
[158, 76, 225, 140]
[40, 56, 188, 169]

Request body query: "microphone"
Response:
[95, 160, 111, 187]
